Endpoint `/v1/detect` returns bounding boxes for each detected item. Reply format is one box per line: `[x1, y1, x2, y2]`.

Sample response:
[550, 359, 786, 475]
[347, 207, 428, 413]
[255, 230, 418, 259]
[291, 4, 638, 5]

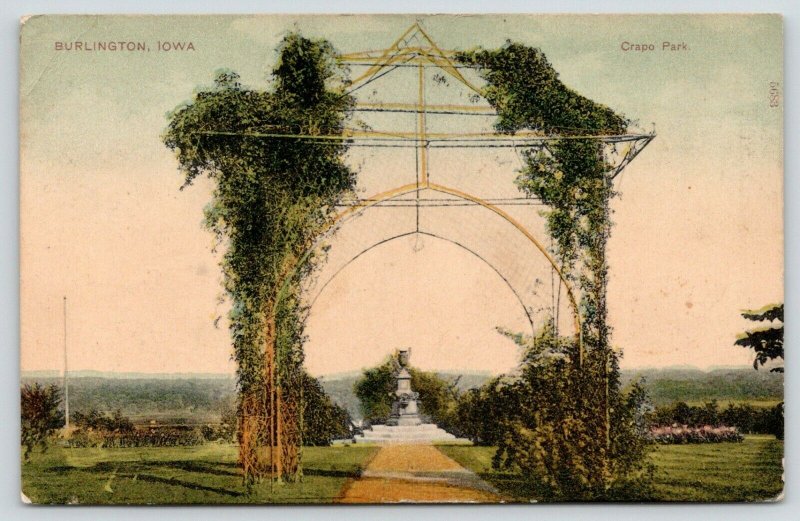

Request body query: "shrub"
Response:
[653, 400, 784, 439]
[301, 372, 351, 445]
[67, 426, 206, 448]
[455, 324, 654, 500]
[21, 383, 65, 460]
[72, 408, 134, 432]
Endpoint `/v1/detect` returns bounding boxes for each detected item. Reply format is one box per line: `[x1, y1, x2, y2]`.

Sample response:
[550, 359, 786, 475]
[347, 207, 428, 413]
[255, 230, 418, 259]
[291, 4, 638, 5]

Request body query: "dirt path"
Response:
[338, 444, 501, 503]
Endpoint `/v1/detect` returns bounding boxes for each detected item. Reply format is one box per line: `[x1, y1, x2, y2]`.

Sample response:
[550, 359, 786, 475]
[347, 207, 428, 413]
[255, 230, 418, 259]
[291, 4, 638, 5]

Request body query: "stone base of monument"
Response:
[353, 423, 467, 444]
[385, 414, 422, 427]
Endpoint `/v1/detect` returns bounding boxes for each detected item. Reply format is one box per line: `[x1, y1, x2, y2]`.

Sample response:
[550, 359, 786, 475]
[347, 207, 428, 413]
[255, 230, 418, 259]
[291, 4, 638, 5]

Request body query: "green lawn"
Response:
[437, 435, 784, 502]
[649, 435, 783, 501]
[22, 436, 784, 503]
[22, 443, 378, 504]
[683, 399, 782, 409]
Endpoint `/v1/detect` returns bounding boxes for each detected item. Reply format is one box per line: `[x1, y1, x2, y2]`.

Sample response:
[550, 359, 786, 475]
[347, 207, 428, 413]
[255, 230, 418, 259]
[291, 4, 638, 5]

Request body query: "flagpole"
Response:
[63, 296, 69, 430]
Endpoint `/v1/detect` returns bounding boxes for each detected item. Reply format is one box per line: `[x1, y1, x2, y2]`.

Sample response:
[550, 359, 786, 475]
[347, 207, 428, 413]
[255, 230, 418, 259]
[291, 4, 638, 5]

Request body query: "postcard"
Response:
[20, 14, 783, 504]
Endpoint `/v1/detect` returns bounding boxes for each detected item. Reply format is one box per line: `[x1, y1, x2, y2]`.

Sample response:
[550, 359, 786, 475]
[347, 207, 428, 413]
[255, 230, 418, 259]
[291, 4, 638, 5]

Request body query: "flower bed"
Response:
[650, 425, 743, 444]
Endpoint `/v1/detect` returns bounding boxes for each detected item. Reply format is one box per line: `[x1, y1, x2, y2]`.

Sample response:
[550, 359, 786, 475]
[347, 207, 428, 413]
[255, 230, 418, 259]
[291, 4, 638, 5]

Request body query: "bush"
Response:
[301, 373, 351, 445]
[72, 408, 134, 432]
[67, 426, 206, 448]
[353, 352, 461, 430]
[21, 383, 65, 459]
[454, 324, 654, 500]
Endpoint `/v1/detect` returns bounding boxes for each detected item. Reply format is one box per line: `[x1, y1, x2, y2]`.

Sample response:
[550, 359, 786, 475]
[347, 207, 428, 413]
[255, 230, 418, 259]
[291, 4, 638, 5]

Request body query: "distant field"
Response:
[683, 399, 782, 409]
[621, 368, 783, 406]
[22, 367, 783, 424]
[22, 444, 378, 504]
[437, 435, 784, 502]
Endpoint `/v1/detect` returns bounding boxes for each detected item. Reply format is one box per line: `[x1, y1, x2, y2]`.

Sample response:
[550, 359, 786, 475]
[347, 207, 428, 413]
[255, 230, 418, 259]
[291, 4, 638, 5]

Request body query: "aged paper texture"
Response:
[20, 14, 783, 504]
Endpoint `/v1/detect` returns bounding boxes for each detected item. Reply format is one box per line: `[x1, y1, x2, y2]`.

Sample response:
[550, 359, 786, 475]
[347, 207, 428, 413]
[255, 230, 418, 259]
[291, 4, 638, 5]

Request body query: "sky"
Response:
[19, 14, 783, 376]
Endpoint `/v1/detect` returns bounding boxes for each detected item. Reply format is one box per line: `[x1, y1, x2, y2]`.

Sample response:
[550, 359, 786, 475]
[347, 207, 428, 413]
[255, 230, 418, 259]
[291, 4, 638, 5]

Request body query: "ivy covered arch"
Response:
[164, 23, 654, 490]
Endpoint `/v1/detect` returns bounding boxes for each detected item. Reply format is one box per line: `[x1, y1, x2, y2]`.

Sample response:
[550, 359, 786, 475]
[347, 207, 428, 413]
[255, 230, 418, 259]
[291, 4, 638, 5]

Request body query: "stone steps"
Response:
[353, 423, 464, 444]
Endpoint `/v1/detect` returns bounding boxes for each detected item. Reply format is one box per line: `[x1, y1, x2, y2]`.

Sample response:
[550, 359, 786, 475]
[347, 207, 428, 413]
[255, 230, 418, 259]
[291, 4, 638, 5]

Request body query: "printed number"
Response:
[769, 82, 780, 108]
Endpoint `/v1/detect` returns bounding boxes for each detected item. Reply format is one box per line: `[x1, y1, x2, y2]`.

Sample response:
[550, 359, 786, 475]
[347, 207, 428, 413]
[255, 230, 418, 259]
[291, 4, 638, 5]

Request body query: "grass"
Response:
[21, 443, 379, 504]
[22, 436, 784, 503]
[683, 399, 782, 408]
[649, 434, 783, 501]
[437, 435, 784, 502]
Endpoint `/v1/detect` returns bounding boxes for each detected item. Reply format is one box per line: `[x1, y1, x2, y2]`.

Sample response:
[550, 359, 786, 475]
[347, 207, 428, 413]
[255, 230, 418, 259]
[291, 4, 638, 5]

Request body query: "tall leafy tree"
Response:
[736, 303, 784, 372]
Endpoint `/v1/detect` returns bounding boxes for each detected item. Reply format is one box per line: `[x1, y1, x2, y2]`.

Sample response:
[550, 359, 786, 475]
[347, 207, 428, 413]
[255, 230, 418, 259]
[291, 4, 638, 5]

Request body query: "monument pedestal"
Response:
[353, 349, 468, 444]
[354, 423, 464, 444]
[385, 367, 422, 426]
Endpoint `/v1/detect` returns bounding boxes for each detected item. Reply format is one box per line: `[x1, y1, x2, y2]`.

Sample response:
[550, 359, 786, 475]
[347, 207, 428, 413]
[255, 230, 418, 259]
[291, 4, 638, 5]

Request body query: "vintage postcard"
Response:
[20, 14, 783, 504]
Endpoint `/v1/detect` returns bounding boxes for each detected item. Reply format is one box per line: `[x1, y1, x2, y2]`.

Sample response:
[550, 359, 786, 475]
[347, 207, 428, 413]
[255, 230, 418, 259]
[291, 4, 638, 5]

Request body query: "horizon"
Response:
[20, 363, 778, 381]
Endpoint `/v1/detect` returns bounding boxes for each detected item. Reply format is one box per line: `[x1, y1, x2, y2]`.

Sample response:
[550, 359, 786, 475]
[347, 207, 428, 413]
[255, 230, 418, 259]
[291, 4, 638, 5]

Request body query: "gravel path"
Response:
[338, 444, 501, 503]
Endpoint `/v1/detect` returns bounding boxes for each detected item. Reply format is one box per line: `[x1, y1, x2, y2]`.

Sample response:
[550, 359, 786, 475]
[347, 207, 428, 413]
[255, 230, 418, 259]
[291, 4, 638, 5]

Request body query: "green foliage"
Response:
[353, 354, 461, 429]
[21, 383, 64, 460]
[456, 324, 653, 499]
[456, 42, 644, 495]
[735, 303, 784, 372]
[163, 33, 355, 399]
[299, 373, 351, 445]
[353, 360, 395, 424]
[455, 43, 627, 136]
[72, 408, 134, 432]
[652, 400, 784, 439]
[67, 426, 207, 449]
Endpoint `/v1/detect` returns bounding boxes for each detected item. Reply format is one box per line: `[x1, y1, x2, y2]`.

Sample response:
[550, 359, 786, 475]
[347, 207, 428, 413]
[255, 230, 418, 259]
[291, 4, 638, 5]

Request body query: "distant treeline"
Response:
[22, 367, 783, 423]
[621, 368, 783, 406]
[21, 376, 236, 422]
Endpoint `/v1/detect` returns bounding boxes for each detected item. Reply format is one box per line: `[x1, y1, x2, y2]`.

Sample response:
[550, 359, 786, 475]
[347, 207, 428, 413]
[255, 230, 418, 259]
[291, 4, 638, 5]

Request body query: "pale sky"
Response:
[20, 15, 783, 376]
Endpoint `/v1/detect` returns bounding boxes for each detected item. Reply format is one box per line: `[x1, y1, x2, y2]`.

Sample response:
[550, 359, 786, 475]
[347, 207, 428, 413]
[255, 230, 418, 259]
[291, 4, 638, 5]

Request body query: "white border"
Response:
[3, 1, 795, 520]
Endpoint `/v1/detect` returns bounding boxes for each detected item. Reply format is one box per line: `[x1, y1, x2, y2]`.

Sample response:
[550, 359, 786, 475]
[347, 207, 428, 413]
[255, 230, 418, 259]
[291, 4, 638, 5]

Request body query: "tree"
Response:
[300, 373, 351, 445]
[353, 353, 460, 428]
[21, 383, 65, 460]
[353, 360, 395, 424]
[735, 303, 784, 372]
[735, 303, 784, 440]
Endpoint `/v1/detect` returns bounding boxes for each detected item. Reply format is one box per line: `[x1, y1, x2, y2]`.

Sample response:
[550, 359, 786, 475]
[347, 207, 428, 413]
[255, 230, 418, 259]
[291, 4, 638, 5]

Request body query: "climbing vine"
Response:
[163, 33, 355, 484]
[457, 42, 649, 494]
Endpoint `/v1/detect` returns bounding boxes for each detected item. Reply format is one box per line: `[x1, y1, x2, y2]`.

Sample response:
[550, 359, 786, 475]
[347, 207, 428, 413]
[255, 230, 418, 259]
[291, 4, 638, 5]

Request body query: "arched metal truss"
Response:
[306, 230, 537, 335]
[279, 181, 584, 365]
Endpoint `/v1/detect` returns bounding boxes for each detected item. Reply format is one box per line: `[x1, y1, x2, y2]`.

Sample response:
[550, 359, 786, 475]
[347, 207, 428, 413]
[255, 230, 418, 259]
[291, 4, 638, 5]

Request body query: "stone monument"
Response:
[386, 350, 422, 426]
[352, 348, 467, 444]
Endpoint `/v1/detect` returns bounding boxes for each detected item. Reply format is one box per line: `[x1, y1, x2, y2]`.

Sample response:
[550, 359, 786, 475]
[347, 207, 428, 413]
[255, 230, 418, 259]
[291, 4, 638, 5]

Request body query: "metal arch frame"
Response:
[305, 229, 537, 336]
[275, 181, 585, 366]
